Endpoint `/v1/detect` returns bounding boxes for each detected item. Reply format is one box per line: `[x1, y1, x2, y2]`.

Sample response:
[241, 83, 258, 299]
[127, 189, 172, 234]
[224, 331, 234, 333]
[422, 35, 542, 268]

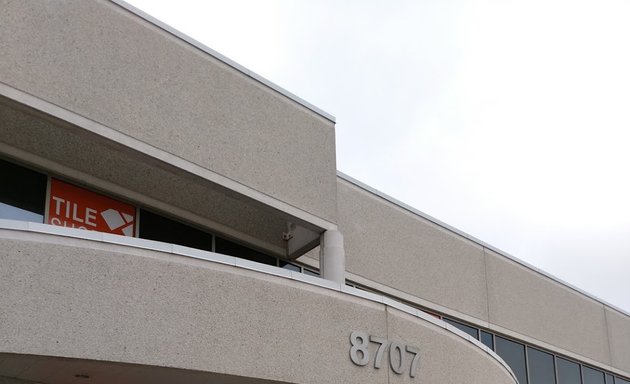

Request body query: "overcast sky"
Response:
[125, 0, 630, 312]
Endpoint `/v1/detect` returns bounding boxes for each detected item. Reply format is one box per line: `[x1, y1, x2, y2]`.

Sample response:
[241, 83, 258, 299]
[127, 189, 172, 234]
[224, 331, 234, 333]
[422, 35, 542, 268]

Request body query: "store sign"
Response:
[47, 178, 136, 236]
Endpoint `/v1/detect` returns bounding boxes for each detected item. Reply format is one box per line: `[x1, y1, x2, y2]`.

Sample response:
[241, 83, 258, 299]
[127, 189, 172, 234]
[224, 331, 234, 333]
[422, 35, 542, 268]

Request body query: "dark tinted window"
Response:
[279, 261, 300, 272]
[556, 358, 581, 384]
[215, 236, 276, 266]
[615, 378, 630, 384]
[527, 347, 556, 384]
[303, 268, 320, 277]
[480, 330, 494, 350]
[444, 318, 479, 339]
[605, 375, 614, 384]
[0, 159, 46, 222]
[139, 209, 212, 251]
[495, 336, 527, 384]
[583, 367, 605, 384]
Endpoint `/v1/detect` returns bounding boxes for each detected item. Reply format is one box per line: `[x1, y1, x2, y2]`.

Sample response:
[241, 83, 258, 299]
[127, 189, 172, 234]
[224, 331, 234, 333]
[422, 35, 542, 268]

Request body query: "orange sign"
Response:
[47, 178, 136, 236]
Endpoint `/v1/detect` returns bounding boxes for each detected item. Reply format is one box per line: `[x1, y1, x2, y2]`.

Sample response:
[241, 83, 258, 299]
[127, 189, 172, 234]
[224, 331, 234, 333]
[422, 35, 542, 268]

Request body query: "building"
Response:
[0, 1, 628, 384]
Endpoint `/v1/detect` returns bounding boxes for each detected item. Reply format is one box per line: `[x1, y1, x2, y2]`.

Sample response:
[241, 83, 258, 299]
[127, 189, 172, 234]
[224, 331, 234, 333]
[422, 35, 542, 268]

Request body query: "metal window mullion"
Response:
[523, 343, 530, 384]
[43, 175, 51, 224]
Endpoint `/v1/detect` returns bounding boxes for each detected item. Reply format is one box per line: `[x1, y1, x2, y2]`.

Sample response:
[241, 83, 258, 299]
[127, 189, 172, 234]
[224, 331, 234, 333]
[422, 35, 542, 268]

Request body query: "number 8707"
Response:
[349, 331, 421, 378]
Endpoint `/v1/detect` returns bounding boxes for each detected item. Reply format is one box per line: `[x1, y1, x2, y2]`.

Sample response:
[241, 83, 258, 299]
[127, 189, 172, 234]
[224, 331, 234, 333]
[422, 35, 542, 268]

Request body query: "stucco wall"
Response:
[485, 249, 611, 365]
[337, 178, 489, 321]
[337, 177, 630, 376]
[0, 228, 515, 384]
[0, 0, 337, 224]
[607, 306, 630, 373]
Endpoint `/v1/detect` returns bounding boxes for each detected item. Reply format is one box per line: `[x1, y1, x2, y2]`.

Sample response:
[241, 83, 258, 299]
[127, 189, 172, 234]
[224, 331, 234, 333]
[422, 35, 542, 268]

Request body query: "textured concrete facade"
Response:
[0, 229, 515, 384]
[338, 178, 489, 321]
[0, 1, 629, 383]
[607, 307, 630, 373]
[338, 176, 630, 377]
[486, 249, 610, 365]
[0, 0, 337, 224]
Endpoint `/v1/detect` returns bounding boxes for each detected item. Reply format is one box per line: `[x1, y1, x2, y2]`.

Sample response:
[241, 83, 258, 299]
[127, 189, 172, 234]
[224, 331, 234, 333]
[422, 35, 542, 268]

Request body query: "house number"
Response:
[349, 331, 420, 378]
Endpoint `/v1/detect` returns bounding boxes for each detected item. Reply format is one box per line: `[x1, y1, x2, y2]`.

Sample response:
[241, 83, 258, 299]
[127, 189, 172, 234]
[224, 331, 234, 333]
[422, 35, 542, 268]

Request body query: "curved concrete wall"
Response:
[0, 227, 515, 384]
[337, 177, 630, 376]
[0, 0, 337, 224]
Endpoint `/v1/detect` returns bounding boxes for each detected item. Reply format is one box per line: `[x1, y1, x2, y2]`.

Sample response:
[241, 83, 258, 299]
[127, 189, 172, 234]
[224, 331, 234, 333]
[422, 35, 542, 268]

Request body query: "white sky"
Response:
[125, 0, 630, 312]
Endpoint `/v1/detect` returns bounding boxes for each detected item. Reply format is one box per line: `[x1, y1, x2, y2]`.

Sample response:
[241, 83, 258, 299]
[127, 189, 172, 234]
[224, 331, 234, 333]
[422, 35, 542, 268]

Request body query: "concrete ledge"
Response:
[0, 219, 516, 383]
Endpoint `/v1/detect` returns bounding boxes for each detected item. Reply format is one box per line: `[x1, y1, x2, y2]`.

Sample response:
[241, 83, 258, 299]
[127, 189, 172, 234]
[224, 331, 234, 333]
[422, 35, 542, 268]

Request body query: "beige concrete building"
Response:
[0, 1, 628, 384]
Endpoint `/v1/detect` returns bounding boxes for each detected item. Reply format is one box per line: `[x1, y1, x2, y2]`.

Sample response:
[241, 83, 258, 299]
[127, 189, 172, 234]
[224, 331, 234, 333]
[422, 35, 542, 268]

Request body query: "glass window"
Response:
[0, 202, 44, 222]
[303, 268, 320, 277]
[443, 318, 479, 339]
[556, 357, 581, 384]
[583, 367, 605, 384]
[215, 236, 276, 266]
[615, 378, 630, 384]
[0, 159, 46, 222]
[527, 347, 556, 384]
[279, 260, 300, 272]
[605, 374, 614, 384]
[495, 336, 527, 384]
[480, 330, 494, 350]
[139, 209, 212, 251]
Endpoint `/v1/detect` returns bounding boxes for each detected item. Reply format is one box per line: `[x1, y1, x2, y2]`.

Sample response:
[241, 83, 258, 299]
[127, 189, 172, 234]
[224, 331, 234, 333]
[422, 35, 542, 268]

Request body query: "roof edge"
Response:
[109, 0, 336, 123]
[337, 170, 630, 319]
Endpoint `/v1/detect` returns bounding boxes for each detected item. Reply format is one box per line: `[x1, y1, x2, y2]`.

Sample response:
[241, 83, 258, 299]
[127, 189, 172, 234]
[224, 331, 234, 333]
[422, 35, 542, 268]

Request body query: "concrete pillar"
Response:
[320, 230, 345, 285]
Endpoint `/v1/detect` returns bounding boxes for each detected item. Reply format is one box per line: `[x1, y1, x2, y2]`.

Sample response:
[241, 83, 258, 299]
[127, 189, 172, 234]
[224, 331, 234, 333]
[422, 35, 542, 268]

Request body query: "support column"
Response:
[320, 229, 345, 285]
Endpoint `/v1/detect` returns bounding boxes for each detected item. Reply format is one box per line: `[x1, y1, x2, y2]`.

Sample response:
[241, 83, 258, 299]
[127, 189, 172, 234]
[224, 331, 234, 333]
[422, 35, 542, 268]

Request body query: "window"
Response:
[583, 367, 605, 384]
[303, 268, 320, 277]
[0, 158, 46, 222]
[443, 318, 479, 339]
[527, 347, 556, 384]
[0, 158, 322, 278]
[139, 209, 212, 251]
[215, 236, 276, 266]
[556, 357, 581, 384]
[496, 336, 528, 384]
[279, 260, 301, 272]
[480, 330, 494, 350]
